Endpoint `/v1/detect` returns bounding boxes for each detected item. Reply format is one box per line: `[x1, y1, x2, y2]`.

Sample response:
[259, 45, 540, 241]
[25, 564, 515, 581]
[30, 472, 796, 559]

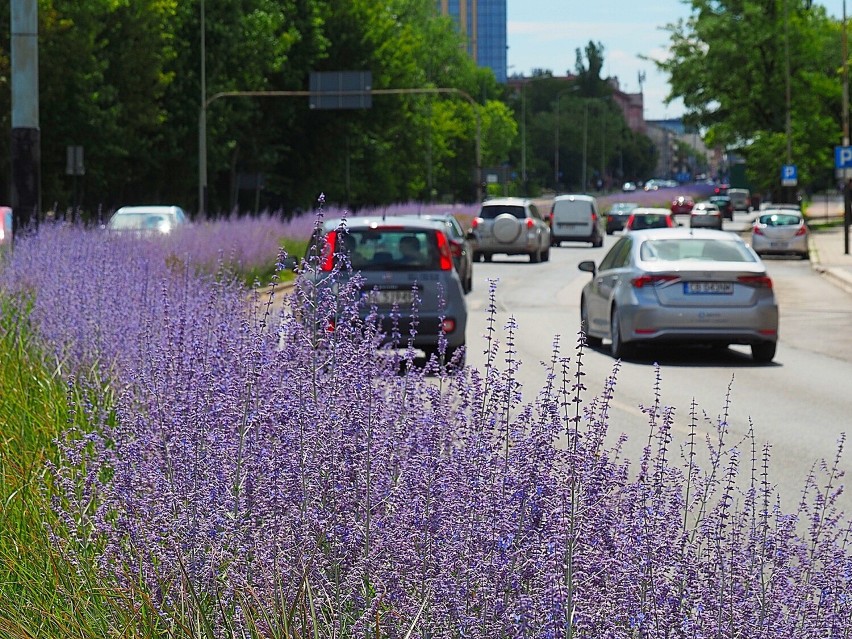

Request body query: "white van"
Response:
[549, 194, 603, 247]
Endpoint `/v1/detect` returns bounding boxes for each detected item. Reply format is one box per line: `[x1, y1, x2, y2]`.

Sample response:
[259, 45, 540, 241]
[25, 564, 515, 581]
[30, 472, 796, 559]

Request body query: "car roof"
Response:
[321, 216, 448, 232]
[631, 207, 670, 215]
[480, 197, 533, 206]
[553, 193, 597, 202]
[626, 227, 742, 240]
[114, 205, 184, 216]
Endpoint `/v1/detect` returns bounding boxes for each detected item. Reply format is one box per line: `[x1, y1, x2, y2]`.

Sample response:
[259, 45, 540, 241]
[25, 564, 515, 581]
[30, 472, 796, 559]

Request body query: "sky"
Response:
[507, 1, 850, 121]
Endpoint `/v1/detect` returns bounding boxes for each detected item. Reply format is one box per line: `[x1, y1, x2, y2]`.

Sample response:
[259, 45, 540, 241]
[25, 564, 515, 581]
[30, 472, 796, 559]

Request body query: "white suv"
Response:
[469, 197, 551, 263]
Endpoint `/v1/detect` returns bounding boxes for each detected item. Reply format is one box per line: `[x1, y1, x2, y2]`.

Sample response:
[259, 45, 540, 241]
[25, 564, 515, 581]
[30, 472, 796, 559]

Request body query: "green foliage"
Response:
[658, 1, 843, 194]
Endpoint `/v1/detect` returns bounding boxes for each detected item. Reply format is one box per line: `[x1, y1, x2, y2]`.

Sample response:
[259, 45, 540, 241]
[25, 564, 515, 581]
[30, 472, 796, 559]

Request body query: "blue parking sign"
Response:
[781, 164, 797, 186]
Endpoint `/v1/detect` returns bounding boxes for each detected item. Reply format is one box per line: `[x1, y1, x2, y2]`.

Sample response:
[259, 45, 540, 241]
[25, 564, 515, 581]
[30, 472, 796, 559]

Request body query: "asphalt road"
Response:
[462, 218, 852, 515]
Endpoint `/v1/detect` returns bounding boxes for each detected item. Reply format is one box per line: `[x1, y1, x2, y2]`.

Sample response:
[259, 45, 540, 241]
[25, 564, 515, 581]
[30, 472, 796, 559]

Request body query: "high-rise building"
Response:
[437, 0, 507, 83]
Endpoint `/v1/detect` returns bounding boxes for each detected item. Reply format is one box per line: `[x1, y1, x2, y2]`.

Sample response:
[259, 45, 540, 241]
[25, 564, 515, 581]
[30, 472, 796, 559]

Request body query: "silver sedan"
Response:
[578, 228, 779, 362]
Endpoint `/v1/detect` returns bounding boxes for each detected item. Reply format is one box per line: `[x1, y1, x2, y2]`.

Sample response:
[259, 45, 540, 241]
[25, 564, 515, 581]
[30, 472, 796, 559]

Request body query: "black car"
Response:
[605, 202, 639, 234]
[402, 213, 474, 294]
[708, 195, 734, 220]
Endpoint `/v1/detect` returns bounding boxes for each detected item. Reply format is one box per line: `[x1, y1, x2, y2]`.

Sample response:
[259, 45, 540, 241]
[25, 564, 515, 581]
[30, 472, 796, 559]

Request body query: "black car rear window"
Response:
[630, 214, 668, 229]
[479, 205, 526, 220]
[334, 229, 441, 270]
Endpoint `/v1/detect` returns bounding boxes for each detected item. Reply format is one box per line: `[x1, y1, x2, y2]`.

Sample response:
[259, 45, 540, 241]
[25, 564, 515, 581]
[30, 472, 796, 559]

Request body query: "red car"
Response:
[670, 196, 694, 215]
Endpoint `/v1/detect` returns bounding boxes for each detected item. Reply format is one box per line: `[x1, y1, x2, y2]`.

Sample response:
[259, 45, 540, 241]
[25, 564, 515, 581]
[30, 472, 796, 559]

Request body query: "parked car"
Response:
[577, 227, 779, 362]
[622, 181, 638, 192]
[469, 197, 551, 262]
[402, 213, 474, 293]
[728, 188, 751, 212]
[624, 207, 676, 231]
[708, 195, 734, 220]
[606, 202, 639, 234]
[548, 194, 603, 247]
[106, 205, 189, 235]
[689, 202, 723, 230]
[751, 209, 809, 260]
[670, 196, 694, 216]
[306, 216, 467, 365]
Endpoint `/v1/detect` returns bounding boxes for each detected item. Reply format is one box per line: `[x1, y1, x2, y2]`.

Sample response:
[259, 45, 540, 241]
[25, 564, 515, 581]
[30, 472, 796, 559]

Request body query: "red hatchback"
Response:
[670, 196, 694, 215]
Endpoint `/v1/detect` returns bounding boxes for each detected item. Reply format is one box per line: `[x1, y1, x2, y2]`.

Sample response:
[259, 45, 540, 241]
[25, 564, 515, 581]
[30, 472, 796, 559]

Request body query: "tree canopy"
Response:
[657, 0, 843, 196]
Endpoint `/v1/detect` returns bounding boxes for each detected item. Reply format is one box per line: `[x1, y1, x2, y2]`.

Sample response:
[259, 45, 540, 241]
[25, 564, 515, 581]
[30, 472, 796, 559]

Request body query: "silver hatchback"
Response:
[578, 228, 779, 362]
[469, 197, 551, 262]
[305, 216, 468, 365]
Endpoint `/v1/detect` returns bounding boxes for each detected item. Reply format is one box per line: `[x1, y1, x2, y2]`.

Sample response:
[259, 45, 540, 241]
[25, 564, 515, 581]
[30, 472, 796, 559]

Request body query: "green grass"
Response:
[241, 238, 308, 288]
[0, 298, 157, 637]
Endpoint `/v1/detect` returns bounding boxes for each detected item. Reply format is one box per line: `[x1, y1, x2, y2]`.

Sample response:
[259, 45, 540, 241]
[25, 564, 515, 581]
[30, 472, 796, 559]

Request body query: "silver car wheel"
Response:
[493, 213, 522, 243]
[581, 299, 602, 347]
[610, 308, 629, 359]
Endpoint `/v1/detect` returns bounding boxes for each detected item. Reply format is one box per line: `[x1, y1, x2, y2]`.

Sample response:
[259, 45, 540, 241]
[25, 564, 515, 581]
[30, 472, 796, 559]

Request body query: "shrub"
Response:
[1, 209, 850, 637]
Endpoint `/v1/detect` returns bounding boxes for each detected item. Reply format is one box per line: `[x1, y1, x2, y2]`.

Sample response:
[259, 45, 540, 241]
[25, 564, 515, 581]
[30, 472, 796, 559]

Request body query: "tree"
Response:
[657, 1, 842, 196]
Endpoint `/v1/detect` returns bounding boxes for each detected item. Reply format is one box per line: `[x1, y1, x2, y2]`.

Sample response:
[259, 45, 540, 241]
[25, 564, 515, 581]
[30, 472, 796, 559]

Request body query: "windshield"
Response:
[640, 238, 756, 263]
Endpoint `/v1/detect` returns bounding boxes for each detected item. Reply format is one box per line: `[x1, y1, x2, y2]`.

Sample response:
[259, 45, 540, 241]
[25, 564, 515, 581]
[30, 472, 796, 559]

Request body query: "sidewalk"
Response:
[801, 194, 852, 294]
[807, 220, 852, 295]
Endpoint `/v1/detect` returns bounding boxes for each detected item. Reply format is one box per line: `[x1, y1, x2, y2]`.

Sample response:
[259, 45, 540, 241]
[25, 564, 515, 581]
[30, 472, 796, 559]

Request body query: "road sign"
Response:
[309, 71, 372, 110]
[781, 164, 797, 187]
[835, 146, 852, 168]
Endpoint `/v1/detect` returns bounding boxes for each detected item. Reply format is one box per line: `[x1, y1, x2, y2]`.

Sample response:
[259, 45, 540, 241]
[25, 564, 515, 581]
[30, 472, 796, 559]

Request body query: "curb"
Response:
[807, 230, 852, 296]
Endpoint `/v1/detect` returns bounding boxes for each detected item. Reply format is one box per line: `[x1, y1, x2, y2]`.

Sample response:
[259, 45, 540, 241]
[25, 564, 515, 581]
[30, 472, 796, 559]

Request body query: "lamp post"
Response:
[198, 0, 207, 215]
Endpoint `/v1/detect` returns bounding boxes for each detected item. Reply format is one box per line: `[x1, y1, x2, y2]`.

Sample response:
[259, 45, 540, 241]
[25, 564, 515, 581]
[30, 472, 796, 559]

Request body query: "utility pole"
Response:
[844, 0, 850, 254]
[10, 0, 41, 236]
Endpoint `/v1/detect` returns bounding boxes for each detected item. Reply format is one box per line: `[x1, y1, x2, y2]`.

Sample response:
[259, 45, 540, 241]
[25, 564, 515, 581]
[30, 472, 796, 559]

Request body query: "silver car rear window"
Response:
[757, 214, 802, 226]
[640, 238, 756, 263]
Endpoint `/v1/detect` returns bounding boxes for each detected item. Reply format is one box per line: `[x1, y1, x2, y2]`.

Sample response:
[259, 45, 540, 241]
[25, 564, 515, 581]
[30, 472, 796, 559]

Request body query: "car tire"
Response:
[466, 271, 473, 293]
[542, 246, 550, 262]
[530, 243, 542, 263]
[592, 235, 603, 248]
[493, 213, 522, 243]
[483, 253, 493, 262]
[580, 298, 602, 347]
[751, 341, 776, 363]
[610, 307, 632, 359]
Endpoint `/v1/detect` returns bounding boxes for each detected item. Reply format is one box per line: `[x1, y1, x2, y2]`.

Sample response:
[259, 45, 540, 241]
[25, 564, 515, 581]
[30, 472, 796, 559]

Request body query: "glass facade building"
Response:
[437, 0, 507, 83]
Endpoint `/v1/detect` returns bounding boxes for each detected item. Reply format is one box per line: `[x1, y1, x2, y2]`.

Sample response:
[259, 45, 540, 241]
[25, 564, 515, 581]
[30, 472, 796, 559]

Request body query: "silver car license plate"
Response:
[364, 290, 414, 306]
[684, 281, 733, 295]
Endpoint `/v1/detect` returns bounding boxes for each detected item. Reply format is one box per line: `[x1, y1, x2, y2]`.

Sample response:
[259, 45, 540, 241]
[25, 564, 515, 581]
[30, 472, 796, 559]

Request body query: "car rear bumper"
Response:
[618, 304, 779, 346]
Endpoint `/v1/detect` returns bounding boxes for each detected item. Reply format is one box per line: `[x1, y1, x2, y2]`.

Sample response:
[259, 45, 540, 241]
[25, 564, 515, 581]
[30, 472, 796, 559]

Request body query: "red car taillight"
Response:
[441, 318, 456, 334]
[737, 274, 773, 289]
[631, 273, 680, 288]
[449, 239, 463, 258]
[471, 217, 483, 229]
[795, 226, 808, 236]
[753, 225, 764, 236]
[435, 230, 454, 271]
[321, 230, 337, 271]
[525, 218, 535, 229]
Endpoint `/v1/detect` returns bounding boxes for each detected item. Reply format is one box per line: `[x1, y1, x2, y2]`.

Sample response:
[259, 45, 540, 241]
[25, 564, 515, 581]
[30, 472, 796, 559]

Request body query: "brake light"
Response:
[753, 226, 764, 236]
[631, 274, 680, 288]
[737, 275, 773, 289]
[471, 217, 483, 229]
[525, 218, 535, 229]
[591, 212, 598, 223]
[626, 214, 635, 229]
[321, 231, 337, 271]
[795, 226, 807, 236]
[441, 318, 456, 334]
[435, 230, 454, 271]
[449, 239, 463, 258]
[666, 215, 674, 227]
